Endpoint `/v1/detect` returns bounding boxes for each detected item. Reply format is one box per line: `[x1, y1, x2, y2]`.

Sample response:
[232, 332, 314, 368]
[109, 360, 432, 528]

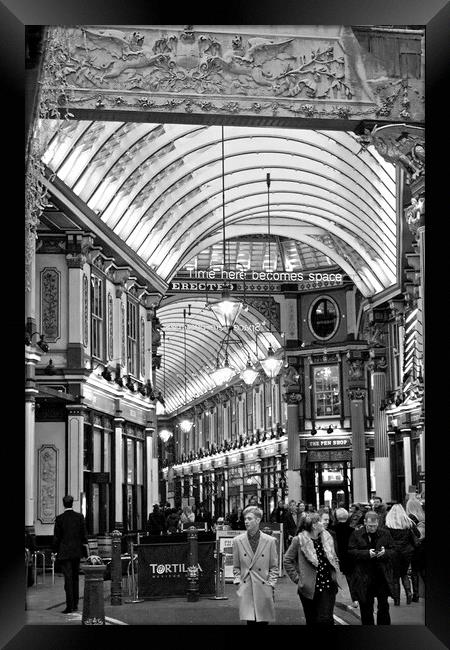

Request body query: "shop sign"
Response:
[216, 530, 241, 580]
[306, 437, 350, 449]
[137, 541, 215, 598]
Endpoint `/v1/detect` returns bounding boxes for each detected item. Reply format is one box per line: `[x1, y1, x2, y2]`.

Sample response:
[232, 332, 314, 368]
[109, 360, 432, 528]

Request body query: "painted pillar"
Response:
[66, 234, 93, 368]
[349, 389, 368, 503]
[402, 431, 413, 500]
[113, 411, 124, 530]
[145, 423, 155, 513]
[25, 348, 40, 533]
[371, 360, 391, 502]
[66, 403, 86, 513]
[284, 390, 302, 504]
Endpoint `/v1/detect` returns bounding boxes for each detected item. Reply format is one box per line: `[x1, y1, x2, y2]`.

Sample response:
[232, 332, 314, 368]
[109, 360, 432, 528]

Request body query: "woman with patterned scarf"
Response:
[284, 512, 344, 625]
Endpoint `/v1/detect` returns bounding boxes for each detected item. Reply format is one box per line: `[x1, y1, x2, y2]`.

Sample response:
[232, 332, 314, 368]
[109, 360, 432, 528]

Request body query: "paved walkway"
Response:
[25, 569, 425, 626]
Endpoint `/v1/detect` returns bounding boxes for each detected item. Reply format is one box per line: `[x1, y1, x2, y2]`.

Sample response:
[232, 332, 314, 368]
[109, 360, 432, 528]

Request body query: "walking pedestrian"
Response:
[372, 496, 387, 528]
[284, 500, 299, 548]
[385, 503, 419, 605]
[405, 496, 425, 602]
[284, 512, 344, 625]
[348, 511, 395, 625]
[232, 506, 278, 625]
[333, 507, 359, 607]
[52, 495, 88, 614]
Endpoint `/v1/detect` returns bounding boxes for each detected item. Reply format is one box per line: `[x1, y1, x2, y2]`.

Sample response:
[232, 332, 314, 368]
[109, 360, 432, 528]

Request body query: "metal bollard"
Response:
[33, 551, 45, 586]
[209, 543, 228, 600]
[81, 559, 107, 625]
[124, 543, 144, 603]
[110, 529, 122, 605]
[186, 526, 199, 602]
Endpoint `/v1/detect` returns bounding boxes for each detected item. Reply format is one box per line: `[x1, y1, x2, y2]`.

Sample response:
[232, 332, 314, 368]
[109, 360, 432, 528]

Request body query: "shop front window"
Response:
[313, 365, 341, 417]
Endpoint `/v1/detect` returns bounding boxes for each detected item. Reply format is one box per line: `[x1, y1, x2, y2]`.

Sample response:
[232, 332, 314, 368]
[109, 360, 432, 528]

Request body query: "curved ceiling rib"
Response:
[42, 121, 397, 299]
[41, 118, 399, 413]
[156, 296, 283, 413]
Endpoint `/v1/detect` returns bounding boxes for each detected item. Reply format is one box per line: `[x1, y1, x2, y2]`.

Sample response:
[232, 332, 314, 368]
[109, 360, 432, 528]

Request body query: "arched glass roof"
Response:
[42, 120, 397, 296]
[40, 118, 398, 413]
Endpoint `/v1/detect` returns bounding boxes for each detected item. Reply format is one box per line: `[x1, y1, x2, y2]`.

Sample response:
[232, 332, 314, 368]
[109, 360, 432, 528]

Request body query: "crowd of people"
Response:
[146, 502, 214, 535]
[230, 494, 425, 625]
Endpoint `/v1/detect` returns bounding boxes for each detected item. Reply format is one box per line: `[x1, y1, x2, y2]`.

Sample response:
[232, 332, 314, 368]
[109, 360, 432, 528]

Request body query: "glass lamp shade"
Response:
[156, 399, 166, 415]
[179, 419, 193, 433]
[260, 345, 283, 378]
[158, 429, 173, 443]
[210, 293, 243, 328]
[210, 363, 235, 386]
[240, 361, 258, 385]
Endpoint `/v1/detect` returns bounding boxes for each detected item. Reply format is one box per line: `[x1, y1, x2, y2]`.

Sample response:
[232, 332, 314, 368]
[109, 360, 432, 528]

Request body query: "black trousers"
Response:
[359, 585, 391, 625]
[60, 558, 81, 610]
[299, 589, 336, 625]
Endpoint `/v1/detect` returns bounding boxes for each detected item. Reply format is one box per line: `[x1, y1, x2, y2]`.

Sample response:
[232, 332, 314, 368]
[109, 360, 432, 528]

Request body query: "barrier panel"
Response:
[260, 522, 284, 576]
[136, 540, 216, 599]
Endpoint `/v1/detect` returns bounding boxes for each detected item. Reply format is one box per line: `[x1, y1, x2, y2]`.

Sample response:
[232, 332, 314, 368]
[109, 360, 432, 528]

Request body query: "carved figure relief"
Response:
[37, 444, 58, 524]
[41, 268, 60, 342]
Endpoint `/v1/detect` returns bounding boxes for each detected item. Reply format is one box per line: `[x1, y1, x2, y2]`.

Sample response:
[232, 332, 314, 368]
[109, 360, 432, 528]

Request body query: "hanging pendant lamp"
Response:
[210, 126, 243, 329]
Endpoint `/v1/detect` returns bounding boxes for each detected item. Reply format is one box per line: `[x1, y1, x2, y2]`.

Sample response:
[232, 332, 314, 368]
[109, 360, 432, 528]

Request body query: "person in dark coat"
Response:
[348, 510, 395, 625]
[147, 504, 165, 535]
[269, 500, 287, 525]
[348, 503, 365, 530]
[333, 507, 359, 606]
[196, 501, 213, 530]
[165, 508, 180, 534]
[385, 503, 419, 605]
[284, 501, 299, 549]
[52, 495, 88, 614]
[372, 496, 387, 529]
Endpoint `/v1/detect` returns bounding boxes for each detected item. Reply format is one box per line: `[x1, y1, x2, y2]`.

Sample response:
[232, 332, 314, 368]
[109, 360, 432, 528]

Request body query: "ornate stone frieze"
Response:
[283, 391, 303, 405]
[346, 357, 365, 381]
[37, 444, 58, 524]
[40, 268, 60, 342]
[245, 297, 280, 332]
[113, 268, 131, 298]
[357, 123, 425, 186]
[405, 196, 425, 236]
[368, 355, 388, 372]
[348, 388, 366, 400]
[44, 25, 424, 123]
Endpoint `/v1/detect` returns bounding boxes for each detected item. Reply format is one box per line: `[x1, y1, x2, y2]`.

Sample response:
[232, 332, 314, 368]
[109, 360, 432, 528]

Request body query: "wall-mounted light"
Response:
[327, 425, 334, 434]
[311, 428, 317, 436]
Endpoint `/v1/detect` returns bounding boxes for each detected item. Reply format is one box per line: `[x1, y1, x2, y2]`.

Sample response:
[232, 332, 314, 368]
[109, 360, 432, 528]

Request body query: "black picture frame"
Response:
[7, 1, 449, 647]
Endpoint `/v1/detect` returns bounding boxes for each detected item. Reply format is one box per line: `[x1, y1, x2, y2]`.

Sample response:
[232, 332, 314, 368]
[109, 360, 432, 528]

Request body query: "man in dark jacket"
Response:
[348, 511, 395, 625]
[52, 495, 88, 613]
[196, 502, 213, 530]
[147, 504, 165, 535]
[372, 496, 387, 528]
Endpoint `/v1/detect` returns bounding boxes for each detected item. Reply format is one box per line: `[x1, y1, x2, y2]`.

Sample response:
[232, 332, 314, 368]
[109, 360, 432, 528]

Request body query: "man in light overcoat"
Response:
[232, 505, 278, 624]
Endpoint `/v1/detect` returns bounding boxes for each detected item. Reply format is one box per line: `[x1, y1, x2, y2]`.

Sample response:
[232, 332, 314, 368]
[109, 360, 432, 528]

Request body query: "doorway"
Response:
[315, 462, 350, 509]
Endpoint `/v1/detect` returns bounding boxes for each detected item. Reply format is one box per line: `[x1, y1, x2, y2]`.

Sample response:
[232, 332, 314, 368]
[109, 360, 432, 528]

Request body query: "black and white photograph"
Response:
[8, 4, 449, 648]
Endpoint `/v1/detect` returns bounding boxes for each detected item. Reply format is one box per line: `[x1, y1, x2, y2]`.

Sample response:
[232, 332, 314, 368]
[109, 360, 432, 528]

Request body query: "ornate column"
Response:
[401, 429, 413, 497]
[66, 403, 87, 513]
[283, 363, 302, 503]
[25, 347, 41, 534]
[112, 268, 131, 374]
[145, 419, 156, 513]
[113, 408, 124, 530]
[348, 388, 368, 503]
[370, 356, 391, 502]
[65, 233, 94, 368]
[346, 353, 368, 503]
